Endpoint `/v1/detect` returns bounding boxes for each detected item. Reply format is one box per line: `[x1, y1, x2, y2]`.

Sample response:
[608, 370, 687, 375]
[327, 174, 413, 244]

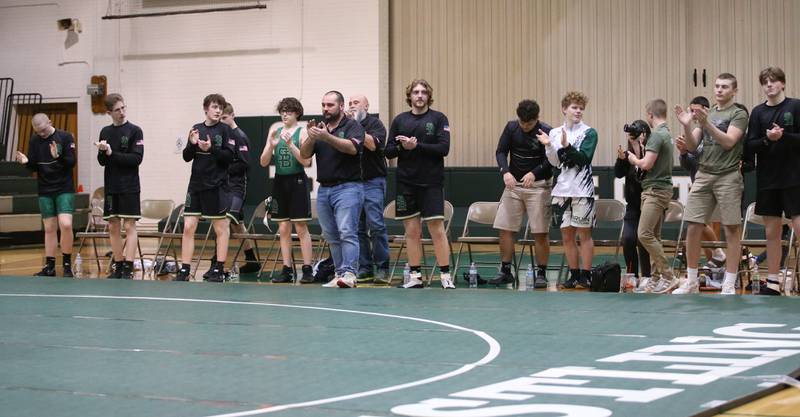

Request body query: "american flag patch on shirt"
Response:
[443, 125, 450, 132]
[70, 143, 75, 148]
[136, 140, 144, 145]
[228, 139, 236, 145]
[239, 145, 248, 151]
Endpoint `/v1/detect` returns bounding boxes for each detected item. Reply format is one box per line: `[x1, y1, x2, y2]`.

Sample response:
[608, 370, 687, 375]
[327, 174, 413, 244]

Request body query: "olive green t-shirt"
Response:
[642, 123, 673, 190]
[698, 104, 748, 175]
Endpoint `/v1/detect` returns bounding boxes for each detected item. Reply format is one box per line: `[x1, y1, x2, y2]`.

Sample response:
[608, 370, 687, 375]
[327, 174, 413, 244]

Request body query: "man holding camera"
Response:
[673, 73, 748, 295]
[623, 99, 675, 293]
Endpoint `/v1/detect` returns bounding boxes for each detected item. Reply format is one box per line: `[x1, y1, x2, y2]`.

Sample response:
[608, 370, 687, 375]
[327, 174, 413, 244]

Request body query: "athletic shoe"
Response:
[653, 276, 679, 294]
[720, 276, 737, 295]
[299, 265, 315, 284]
[337, 272, 357, 288]
[563, 276, 579, 289]
[120, 262, 134, 280]
[636, 277, 651, 291]
[205, 267, 225, 283]
[398, 271, 424, 288]
[534, 273, 547, 289]
[174, 269, 190, 282]
[34, 265, 56, 277]
[672, 278, 699, 294]
[62, 264, 74, 278]
[576, 271, 592, 289]
[373, 269, 391, 285]
[107, 262, 122, 279]
[759, 286, 781, 296]
[440, 272, 455, 289]
[202, 266, 213, 281]
[634, 277, 660, 293]
[705, 255, 726, 269]
[239, 261, 261, 274]
[357, 271, 374, 284]
[322, 275, 341, 287]
[271, 266, 294, 283]
[488, 270, 514, 285]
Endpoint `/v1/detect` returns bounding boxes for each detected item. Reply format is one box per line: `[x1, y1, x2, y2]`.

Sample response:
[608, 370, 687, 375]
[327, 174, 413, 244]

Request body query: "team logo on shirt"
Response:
[338, 132, 345, 138]
[239, 145, 248, 151]
[56, 143, 63, 154]
[784, 112, 794, 127]
[425, 122, 434, 135]
[120, 136, 129, 150]
[214, 135, 223, 147]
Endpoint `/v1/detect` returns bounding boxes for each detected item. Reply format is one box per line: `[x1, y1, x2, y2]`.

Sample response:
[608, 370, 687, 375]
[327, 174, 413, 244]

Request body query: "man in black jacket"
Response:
[16, 113, 77, 277]
[96, 94, 143, 279]
[491, 100, 553, 288]
[177, 94, 236, 282]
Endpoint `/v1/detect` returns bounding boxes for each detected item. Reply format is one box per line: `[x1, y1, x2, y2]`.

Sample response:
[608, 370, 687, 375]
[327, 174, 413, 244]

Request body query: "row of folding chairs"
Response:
[453, 199, 798, 291]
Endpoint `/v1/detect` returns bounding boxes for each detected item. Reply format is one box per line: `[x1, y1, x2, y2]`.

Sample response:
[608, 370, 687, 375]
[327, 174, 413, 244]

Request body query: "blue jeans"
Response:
[316, 182, 364, 275]
[358, 177, 390, 274]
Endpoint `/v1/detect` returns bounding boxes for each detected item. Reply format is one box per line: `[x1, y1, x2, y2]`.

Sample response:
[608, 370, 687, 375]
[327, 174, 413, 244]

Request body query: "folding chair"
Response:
[740, 201, 796, 291]
[75, 187, 108, 274]
[229, 198, 275, 270]
[662, 200, 685, 271]
[453, 201, 504, 277]
[261, 198, 326, 279]
[134, 199, 176, 279]
[152, 204, 213, 280]
[387, 200, 454, 285]
[593, 198, 626, 259]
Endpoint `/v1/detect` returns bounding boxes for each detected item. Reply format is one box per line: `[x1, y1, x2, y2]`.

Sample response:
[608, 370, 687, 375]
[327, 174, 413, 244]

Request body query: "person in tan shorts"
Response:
[673, 73, 749, 295]
[492, 99, 554, 287]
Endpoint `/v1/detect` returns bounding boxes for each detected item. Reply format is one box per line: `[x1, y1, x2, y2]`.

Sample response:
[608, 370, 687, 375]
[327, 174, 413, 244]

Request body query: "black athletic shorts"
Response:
[227, 190, 245, 225]
[184, 187, 230, 219]
[755, 186, 800, 218]
[270, 173, 311, 222]
[103, 192, 141, 219]
[395, 182, 444, 221]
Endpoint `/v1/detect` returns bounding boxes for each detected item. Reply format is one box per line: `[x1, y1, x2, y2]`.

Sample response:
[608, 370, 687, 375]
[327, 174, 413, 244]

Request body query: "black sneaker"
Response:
[239, 261, 261, 274]
[202, 266, 213, 281]
[577, 271, 592, 289]
[62, 264, 74, 278]
[271, 266, 294, 283]
[759, 282, 781, 296]
[120, 262, 133, 280]
[34, 265, 56, 277]
[357, 271, 374, 284]
[488, 270, 514, 285]
[107, 262, 122, 279]
[563, 276, 579, 289]
[299, 266, 315, 284]
[534, 274, 547, 289]
[205, 267, 225, 283]
[175, 269, 190, 282]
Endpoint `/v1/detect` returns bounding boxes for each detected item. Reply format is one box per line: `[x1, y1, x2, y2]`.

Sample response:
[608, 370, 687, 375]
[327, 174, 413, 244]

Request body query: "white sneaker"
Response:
[337, 271, 357, 288]
[653, 276, 679, 294]
[634, 277, 659, 293]
[322, 275, 341, 288]
[440, 272, 455, 289]
[720, 276, 737, 295]
[400, 271, 424, 288]
[636, 277, 651, 291]
[672, 278, 699, 294]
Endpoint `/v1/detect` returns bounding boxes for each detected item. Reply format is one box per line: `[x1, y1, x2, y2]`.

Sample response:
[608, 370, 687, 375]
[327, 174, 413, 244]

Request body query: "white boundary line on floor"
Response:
[0, 293, 502, 417]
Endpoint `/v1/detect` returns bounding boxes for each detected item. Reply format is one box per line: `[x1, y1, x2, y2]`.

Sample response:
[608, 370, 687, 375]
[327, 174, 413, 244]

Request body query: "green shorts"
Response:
[38, 193, 75, 219]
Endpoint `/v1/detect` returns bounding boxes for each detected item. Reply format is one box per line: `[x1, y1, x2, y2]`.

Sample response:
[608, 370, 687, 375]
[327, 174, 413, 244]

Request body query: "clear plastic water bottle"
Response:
[403, 263, 411, 285]
[525, 264, 534, 291]
[74, 253, 82, 278]
[229, 263, 240, 283]
[469, 262, 478, 288]
[751, 270, 760, 295]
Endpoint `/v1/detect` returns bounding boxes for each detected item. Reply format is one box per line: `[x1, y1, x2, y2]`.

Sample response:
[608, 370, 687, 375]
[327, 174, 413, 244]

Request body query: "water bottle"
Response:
[751, 270, 760, 295]
[403, 263, 411, 285]
[525, 264, 535, 291]
[229, 263, 240, 283]
[74, 253, 82, 278]
[469, 262, 478, 288]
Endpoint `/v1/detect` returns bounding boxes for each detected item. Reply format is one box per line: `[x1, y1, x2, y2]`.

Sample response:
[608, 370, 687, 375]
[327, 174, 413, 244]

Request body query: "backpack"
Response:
[590, 262, 621, 292]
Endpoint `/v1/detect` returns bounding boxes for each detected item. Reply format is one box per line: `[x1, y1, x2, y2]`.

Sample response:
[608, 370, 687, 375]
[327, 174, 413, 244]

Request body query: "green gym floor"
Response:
[0, 276, 798, 417]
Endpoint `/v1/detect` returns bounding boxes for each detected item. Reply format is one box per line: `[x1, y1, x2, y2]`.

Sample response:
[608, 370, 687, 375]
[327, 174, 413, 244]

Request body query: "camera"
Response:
[623, 120, 650, 139]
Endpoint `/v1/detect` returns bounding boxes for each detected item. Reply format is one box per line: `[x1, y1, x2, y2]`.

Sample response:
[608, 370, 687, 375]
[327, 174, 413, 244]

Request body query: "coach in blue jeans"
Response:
[301, 90, 365, 288]
[348, 94, 391, 284]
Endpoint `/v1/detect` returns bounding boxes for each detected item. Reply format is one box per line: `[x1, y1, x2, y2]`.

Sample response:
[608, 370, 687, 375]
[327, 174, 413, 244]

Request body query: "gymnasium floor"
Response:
[0, 246, 798, 417]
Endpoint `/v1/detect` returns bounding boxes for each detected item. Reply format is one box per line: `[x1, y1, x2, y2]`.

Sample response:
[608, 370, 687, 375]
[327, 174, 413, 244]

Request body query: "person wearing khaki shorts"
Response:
[624, 99, 675, 294]
[673, 73, 749, 295]
[492, 99, 554, 288]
